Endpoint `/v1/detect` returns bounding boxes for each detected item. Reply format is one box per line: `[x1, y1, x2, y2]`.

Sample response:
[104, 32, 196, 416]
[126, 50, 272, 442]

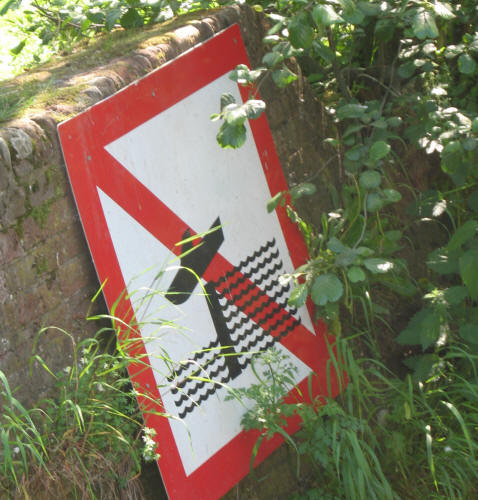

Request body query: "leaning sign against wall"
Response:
[58, 24, 341, 500]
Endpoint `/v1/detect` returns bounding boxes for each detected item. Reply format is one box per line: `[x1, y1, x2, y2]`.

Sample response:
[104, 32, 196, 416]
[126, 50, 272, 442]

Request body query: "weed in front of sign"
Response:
[0, 324, 154, 499]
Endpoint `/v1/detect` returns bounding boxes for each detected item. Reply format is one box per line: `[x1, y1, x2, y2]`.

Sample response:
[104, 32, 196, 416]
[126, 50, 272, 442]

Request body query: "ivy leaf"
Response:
[310, 274, 344, 305]
[288, 283, 308, 308]
[369, 141, 391, 162]
[348, 266, 366, 283]
[267, 192, 284, 213]
[458, 53, 477, 75]
[413, 9, 439, 40]
[396, 307, 441, 350]
[312, 4, 343, 26]
[363, 258, 394, 274]
[459, 250, 478, 299]
[216, 122, 246, 149]
[288, 12, 314, 49]
[359, 170, 382, 189]
[290, 182, 316, 200]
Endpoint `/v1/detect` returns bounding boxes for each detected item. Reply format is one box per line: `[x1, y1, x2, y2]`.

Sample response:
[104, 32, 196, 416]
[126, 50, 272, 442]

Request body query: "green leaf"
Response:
[223, 103, 247, 125]
[359, 170, 382, 190]
[267, 192, 284, 213]
[86, 10, 105, 24]
[397, 308, 441, 349]
[310, 274, 344, 305]
[327, 237, 348, 253]
[120, 8, 144, 29]
[272, 67, 297, 88]
[467, 191, 478, 213]
[376, 274, 417, 297]
[447, 220, 478, 251]
[459, 250, 478, 299]
[288, 283, 308, 308]
[366, 192, 384, 212]
[433, 1, 455, 19]
[288, 12, 314, 49]
[229, 64, 251, 84]
[403, 354, 440, 381]
[412, 9, 439, 40]
[0, 0, 20, 16]
[444, 286, 468, 306]
[262, 51, 284, 68]
[363, 258, 394, 274]
[290, 182, 316, 200]
[105, 8, 122, 30]
[369, 141, 391, 162]
[458, 53, 477, 75]
[216, 122, 246, 149]
[337, 103, 368, 119]
[311, 4, 343, 26]
[9, 39, 25, 55]
[342, 7, 365, 25]
[427, 247, 459, 275]
[472, 118, 478, 133]
[335, 248, 358, 267]
[383, 189, 402, 203]
[348, 266, 366, 283]
[459, 324, 478, 344]
[220, 93, 235, 111]
[244, 100, 266, 120]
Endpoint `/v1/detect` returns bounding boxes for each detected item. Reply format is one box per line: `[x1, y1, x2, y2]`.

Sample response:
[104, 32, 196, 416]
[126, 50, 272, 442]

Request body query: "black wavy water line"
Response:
[217, 260, 284, 297]
[175, 317, 301, 418]
[171, 356, 227, 394]
[228, 319, 262, 344]
[168, 339, 221, 381]
[214, 239, 277, 286]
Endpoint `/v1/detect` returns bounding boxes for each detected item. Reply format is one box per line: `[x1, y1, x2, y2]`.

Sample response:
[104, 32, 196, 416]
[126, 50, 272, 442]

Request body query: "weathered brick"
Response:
[53, 224, 89, 266]
[5, 253, 36, 291]
[1, 182, 26, 227]
[0, 229, 23, 265]
[58, 254, 95, 297]
[28, 169, 56, 208]
[21, 196, 78, 250]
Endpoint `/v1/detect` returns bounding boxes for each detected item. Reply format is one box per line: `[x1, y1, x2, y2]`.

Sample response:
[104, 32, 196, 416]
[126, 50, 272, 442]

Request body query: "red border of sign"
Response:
[58, 24, 342, 500]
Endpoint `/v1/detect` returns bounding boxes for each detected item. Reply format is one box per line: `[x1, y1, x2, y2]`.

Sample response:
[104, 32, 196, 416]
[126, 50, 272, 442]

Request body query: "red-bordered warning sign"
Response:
[58, 24, 341, 500]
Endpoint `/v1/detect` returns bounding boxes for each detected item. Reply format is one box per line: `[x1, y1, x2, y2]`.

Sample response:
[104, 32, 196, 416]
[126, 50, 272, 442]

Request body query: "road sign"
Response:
[58, 24, 341, 500]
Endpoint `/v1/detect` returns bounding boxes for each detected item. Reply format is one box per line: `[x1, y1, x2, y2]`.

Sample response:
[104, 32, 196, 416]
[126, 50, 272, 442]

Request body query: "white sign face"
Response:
[99, 73, 313, 474]
[59, 24, 338, 500]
